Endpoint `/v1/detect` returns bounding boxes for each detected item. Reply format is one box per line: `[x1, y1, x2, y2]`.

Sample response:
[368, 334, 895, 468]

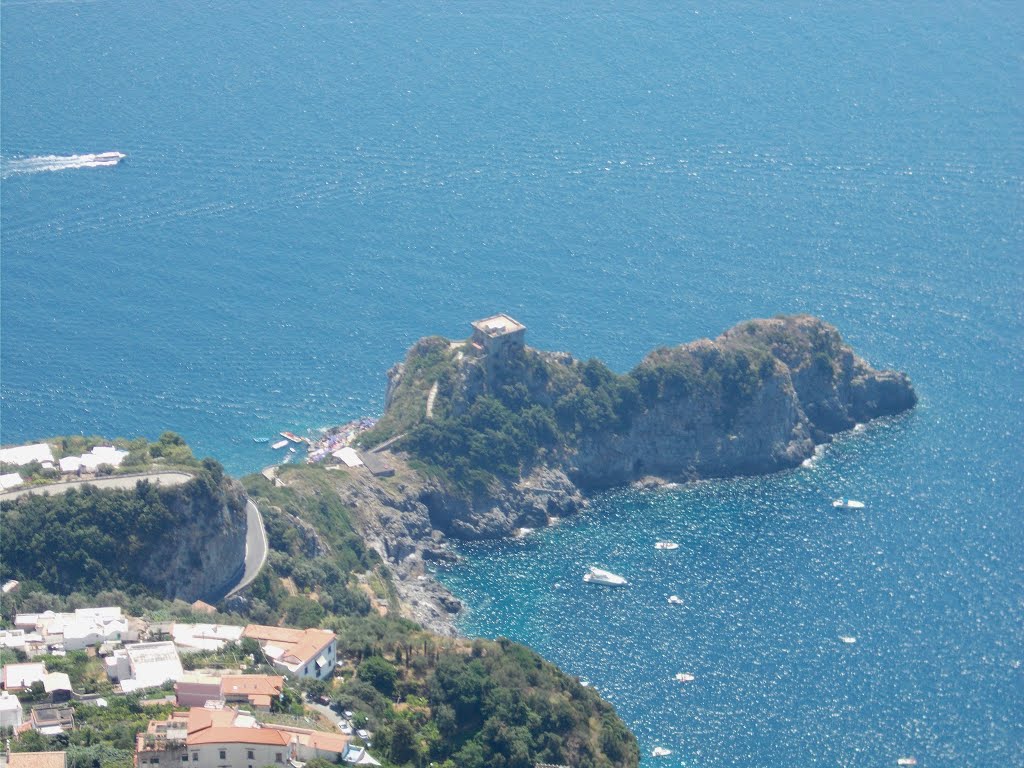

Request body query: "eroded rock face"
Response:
[342, 315, 916, 576]
[571, 315, 916, 486]
[140, 477, 248, 602]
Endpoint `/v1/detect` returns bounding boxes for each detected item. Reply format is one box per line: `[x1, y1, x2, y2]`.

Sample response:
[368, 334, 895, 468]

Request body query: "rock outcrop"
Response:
[358, 315, 916, 544]
[137, 476, 249, 603]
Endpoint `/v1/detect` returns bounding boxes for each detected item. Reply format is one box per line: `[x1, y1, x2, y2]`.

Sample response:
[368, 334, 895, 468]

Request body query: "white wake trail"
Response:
[1, 152, 125, 178]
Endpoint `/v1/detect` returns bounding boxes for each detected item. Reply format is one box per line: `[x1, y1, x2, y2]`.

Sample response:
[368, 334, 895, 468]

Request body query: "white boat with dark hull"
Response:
[583, 567, 627, 586]
[832, 498, 865, 509]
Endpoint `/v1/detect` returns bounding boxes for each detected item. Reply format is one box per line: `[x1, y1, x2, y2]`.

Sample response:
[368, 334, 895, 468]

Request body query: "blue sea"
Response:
[2, 1, 1021, 765]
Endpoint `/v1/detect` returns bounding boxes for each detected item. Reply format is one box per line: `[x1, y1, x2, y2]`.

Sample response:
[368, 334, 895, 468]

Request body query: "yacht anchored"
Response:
[651, 747, 672, 757]
[667, 595, 684, 605]
[674, 672, 695, 683]
[832, 498, 865, 509]
[655, 541, 679, 550]
[583, 567, 627, 586]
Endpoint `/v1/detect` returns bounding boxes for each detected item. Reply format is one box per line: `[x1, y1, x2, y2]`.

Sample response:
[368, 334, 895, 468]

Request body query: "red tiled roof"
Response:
[220, 675, 284, 697]
[187, 726, 290, 747]
[242, 626, 334, 666]
[7, 752, 66, 768]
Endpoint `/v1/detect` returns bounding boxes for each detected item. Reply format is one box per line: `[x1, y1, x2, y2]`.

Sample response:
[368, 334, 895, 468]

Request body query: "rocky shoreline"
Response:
[277, 315, 917, 636]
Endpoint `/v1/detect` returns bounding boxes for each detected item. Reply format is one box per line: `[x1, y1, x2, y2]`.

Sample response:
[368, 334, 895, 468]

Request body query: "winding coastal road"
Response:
[226, 498, 268, 598]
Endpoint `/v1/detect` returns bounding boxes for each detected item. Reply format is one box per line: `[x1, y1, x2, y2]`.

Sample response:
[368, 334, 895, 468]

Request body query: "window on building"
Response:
[275, 753, 283, 763]
[247, 751, 254, 760]
[191, 754, 198, 762]
[219, 750, 226, 760]
[181, 756, 188, 763]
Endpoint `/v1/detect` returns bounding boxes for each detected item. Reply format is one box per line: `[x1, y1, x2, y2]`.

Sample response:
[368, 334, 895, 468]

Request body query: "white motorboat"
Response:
[667, 595, 684, 605]
[655, 541, 679, 550]
[896, 759, 917, 767]
[832, 498, 865, 509]
[839, 635, 857, 644]
[674, 672, 695, 683]
[651, 747, 672, 757]
[583, 567, 627, 586]
[271, 439, 289, 450]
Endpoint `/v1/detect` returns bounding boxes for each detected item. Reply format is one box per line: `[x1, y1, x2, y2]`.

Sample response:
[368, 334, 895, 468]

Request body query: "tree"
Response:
[358, 655, 397, 697]
[389, 718, 417, 765]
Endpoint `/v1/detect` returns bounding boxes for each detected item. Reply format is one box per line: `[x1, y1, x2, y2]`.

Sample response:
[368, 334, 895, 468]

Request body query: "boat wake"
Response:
[1, 151, 125, 178]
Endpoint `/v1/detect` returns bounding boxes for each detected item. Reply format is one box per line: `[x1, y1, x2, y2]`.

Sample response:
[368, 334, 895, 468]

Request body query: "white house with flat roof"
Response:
[0, 443, 55, 466]
[105, 641, 184, 692]
[0, 690, 24, 729]
[15, 607, 133, 652]
[171, 623, 245, 654]
[3, 662, 47, 691]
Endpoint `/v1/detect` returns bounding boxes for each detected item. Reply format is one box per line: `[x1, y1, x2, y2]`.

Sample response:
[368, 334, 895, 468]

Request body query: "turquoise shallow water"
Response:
[2, 1, 1022, 764]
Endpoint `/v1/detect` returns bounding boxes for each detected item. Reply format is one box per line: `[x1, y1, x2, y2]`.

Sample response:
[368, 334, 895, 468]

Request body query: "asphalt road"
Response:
[0, 470, 193, 501]
[226, 498, 268, 597]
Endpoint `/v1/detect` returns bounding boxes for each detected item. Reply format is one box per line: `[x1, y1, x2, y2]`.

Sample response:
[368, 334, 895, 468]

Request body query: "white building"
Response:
[2, 662, 47, 691]
[105, 641, 184, 692]
[58, 456, 82, 474]
[0, 690, 24, 729]
[15, 607, 133, 652]
[241, 625, 337, 680]
[171, 623, 245, 654]
[0, 472, 24, 491]
[0, 443, 55, 466]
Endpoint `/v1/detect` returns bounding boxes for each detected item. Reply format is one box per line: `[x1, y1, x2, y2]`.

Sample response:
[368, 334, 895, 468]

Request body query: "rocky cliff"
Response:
[140, 474, 249, 602]
[354, 315, 915, 546]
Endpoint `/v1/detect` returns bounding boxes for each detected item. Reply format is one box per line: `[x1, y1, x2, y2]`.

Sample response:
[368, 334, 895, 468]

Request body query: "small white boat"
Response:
[583, 567, 627, 586]
[832, 498, 865, 509]
[896, 759, 917, 767]
[252, 437, 270, 444]
[667, 595, 684, 605]
[651, 747, 672, 757]
[674, 672, 695, 683]
[271, 439, 289, 450]
[839, 635, 857, 644]
[655, 541, 679, 550]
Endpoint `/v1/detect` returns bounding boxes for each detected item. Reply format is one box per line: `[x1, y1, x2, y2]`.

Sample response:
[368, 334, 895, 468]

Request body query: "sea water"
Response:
[2, 2, 1021, 765]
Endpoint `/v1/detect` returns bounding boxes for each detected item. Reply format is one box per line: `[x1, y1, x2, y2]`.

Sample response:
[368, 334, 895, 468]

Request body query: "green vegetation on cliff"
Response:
[360, 315, 916, 493]
[0, 445, 240, 597]
[364, 335, 771, 490]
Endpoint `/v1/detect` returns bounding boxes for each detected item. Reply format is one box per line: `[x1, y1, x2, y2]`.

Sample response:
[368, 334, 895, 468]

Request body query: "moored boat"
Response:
[655, 541, 679, 550]
[832, 498, 865, 509]
[651, 746, 672, 757]
[667, 595, 684, 605]
[674, 672, 695, 683]
[271, 439, 289, 450]
[583, 567, 627, 586]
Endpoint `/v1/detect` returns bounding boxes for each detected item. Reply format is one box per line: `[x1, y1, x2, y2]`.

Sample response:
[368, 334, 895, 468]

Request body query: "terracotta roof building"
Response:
[241, 625, 337, 680]
[6, 752, 66, 768]
[136, 706, 351, 768]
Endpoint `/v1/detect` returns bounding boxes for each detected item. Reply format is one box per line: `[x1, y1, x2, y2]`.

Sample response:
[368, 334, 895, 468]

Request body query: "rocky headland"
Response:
[273, 314, 916, 633]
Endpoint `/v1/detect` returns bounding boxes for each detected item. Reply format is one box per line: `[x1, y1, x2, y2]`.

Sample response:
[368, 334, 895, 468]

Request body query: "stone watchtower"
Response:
[470, 314, 526, 381]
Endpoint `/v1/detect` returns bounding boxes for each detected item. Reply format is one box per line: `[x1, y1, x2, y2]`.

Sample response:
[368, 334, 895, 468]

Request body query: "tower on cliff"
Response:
[470, 314, 526, 381]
